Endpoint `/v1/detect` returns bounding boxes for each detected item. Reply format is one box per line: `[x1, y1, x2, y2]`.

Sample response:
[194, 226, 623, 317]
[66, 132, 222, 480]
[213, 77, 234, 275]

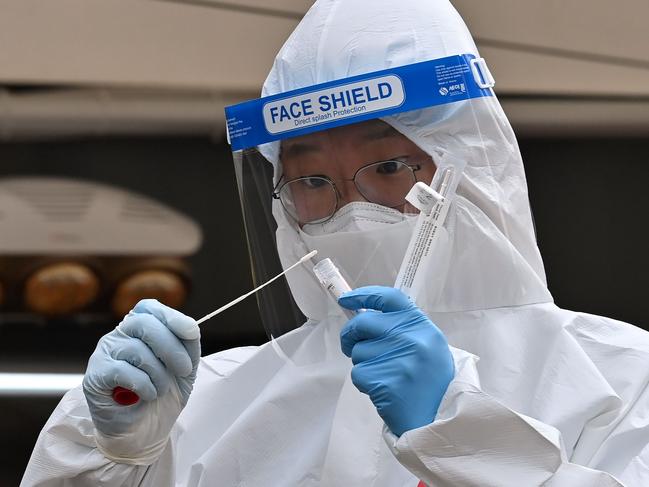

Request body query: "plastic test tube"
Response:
[312, 258, 357, 319]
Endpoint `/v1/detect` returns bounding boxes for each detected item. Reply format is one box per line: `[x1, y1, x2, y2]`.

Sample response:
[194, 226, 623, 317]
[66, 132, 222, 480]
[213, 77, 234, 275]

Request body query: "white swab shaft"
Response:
[195, 250, 317, 326]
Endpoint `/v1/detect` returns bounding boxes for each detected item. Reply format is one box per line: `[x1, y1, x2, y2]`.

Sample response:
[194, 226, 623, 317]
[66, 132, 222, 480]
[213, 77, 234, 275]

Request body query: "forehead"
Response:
[280, 120, 403, 160]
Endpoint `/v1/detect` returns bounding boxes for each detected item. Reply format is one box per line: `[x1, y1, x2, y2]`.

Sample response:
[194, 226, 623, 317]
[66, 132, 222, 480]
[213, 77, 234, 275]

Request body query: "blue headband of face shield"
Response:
[225, 54, 495, 151]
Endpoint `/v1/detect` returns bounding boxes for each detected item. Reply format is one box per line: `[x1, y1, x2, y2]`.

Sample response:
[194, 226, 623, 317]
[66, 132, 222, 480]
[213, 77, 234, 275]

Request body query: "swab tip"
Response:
[301, 250, 318, 262]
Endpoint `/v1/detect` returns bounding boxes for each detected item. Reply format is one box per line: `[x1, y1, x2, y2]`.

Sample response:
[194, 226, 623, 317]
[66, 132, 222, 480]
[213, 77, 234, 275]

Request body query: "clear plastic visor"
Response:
[232, 94, 548, 339]
[233, 118, 438, 337]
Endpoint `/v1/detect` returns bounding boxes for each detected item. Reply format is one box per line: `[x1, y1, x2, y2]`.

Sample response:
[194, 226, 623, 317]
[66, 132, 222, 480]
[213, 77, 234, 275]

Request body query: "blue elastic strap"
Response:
[225, 54, 493, 151]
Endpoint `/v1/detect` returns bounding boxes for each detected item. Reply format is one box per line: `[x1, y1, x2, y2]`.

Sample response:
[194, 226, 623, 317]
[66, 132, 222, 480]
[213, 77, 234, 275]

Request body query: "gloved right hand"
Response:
[82, 299, 200, 465]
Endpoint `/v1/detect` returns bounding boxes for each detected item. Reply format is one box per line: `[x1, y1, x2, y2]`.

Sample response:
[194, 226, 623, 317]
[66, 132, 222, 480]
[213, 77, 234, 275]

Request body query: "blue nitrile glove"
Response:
[339, 286, 454, 437]
[82, 299, 200, 464]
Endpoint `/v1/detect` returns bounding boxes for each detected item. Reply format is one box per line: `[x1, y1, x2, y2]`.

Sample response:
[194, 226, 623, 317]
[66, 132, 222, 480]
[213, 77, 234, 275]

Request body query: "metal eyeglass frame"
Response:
[272, 159, 422, 224]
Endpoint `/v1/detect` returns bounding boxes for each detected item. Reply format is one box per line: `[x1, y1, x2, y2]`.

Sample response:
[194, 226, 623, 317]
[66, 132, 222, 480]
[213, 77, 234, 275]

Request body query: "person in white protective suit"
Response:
[22, 0, 649, 486]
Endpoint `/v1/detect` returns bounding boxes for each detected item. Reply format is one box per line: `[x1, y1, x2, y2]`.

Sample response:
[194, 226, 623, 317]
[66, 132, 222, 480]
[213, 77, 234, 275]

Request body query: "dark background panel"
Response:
[0, 397, 60, 487]
[521, 137, 649, 328]
[0, 137, 269, 360]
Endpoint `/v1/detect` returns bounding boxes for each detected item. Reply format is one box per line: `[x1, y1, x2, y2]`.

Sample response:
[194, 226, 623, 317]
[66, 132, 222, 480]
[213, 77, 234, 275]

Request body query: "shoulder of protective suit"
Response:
[563, 311, 649, 408]
[198, 346, 260, 379]
[565, 312, 649, 354]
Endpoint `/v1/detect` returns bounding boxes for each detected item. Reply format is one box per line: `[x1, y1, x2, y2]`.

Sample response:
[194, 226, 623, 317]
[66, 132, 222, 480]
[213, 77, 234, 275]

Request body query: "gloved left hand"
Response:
[339, 286, 454, 437]
[82, 300, 200, 465]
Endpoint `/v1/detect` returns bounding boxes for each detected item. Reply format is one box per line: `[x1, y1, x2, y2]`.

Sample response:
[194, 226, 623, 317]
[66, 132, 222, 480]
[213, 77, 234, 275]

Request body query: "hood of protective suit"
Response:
[259, 0, 552, 321]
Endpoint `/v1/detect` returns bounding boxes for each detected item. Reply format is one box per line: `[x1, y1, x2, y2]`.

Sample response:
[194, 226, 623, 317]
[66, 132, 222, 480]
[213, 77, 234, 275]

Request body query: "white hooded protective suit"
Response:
[22, 0, 649, 486]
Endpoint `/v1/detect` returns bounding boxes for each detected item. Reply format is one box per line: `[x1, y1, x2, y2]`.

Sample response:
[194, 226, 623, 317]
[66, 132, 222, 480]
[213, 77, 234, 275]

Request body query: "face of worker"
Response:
[279, 120, 436, 225]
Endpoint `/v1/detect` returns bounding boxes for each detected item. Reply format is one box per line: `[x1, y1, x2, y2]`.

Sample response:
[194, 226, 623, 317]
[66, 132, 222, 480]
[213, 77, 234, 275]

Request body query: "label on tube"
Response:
[395, 164, 460, 299]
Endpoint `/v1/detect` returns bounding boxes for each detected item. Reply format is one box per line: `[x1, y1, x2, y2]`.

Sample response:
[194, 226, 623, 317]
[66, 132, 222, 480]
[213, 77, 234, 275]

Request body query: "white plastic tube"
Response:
[395, 166, 456, 300]
[313, 258, 356, 319]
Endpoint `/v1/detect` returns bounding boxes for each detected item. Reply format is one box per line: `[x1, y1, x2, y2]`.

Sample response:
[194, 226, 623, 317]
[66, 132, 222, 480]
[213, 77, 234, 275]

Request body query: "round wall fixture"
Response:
[24, 262, 100, 316]
[112, 269, 187, 317]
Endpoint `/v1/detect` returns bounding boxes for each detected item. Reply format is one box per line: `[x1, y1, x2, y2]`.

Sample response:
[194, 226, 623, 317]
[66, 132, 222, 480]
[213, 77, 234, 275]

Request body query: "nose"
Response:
[336, 179, 367, 207]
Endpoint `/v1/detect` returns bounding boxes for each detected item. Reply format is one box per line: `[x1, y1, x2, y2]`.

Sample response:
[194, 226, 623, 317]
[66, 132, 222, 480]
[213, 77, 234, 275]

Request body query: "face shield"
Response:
[226, 52, 549, 340]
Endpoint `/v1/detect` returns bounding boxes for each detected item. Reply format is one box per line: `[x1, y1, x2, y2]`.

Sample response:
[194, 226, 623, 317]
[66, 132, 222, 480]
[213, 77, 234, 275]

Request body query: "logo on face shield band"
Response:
[262, 75, 405, 135]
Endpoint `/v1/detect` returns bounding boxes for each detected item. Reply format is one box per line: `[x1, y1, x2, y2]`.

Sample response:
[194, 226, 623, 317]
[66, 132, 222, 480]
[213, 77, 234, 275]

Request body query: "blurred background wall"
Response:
[0, 1, 647, 484]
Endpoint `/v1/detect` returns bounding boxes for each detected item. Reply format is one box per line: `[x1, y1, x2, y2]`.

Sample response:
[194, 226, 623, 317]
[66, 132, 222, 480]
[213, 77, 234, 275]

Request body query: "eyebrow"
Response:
[361, 124, 401, 141]
[281, 123, 400, 160]
[281, 141, 322, 160]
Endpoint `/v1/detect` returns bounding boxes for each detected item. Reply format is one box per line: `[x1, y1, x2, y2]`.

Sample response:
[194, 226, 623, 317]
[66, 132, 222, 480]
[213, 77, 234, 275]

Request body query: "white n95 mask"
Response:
[301, 201, 415, 236]
[299, 202, 418, 294]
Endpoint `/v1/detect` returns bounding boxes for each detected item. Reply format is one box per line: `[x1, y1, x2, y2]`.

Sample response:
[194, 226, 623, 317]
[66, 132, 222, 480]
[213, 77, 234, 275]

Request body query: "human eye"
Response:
[299, 176, 330, 189]
[375, 160, 405, 175]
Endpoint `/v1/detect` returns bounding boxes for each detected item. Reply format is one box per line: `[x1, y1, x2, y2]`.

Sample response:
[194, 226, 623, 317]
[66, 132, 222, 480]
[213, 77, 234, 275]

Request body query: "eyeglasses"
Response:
[272, 159, 423, 225]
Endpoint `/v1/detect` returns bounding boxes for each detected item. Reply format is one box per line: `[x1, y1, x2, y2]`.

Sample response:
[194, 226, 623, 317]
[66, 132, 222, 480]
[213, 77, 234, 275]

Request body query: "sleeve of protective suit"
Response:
[20, 346, 258, 487]
[383, 347, 631, 487]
